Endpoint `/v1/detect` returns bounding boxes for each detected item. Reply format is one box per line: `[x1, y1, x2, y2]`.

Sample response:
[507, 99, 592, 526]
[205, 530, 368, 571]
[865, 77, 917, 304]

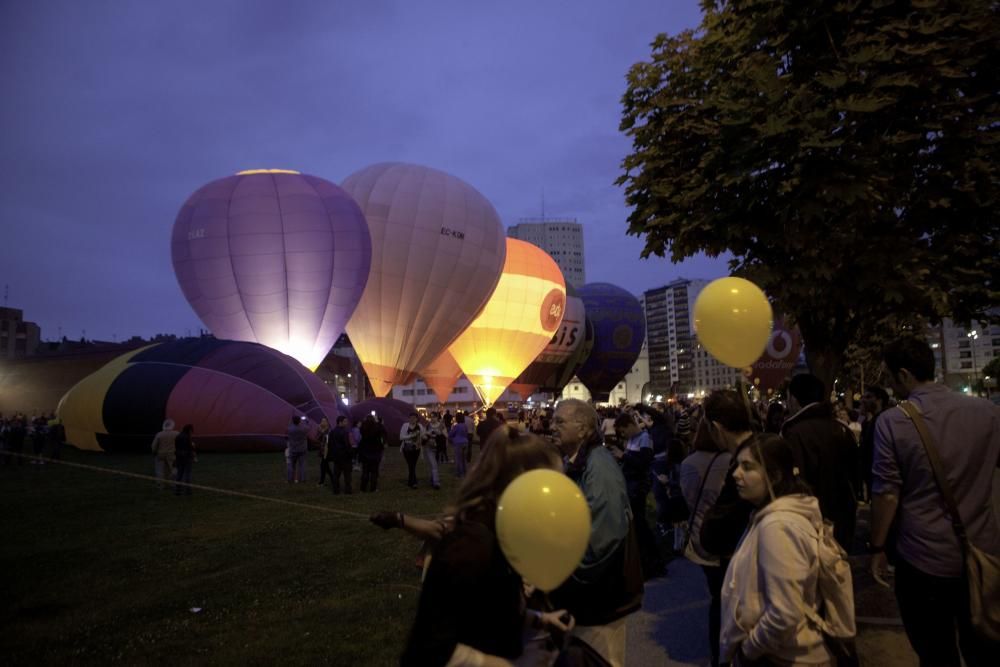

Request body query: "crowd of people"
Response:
[0, 412, 65, 465]
[370, 337, 999, 666]
[5, 336, 997, 665]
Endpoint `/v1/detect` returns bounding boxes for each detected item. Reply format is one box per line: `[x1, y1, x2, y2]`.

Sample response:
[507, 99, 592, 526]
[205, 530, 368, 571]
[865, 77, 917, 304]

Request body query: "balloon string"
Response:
[3, 450, 386, 521]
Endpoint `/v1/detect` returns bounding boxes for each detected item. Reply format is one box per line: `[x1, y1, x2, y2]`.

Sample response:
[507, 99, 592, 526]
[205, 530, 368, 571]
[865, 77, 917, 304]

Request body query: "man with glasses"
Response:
[549, 399, 639, 667]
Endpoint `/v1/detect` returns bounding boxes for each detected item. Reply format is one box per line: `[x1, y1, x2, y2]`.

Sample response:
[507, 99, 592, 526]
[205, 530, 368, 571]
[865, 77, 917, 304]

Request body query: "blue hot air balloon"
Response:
[574, 283, 646, 402]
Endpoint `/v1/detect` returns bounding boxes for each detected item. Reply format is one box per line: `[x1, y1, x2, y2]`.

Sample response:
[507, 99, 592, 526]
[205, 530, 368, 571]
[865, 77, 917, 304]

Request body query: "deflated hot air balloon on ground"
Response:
[171, 169, 372, 370]
[57, 339, 341, 453]
[448, 238, 566, 407]
[341, 163, 506, 397]
[575, 283, 646, 402]
[508, 285, 588, 400]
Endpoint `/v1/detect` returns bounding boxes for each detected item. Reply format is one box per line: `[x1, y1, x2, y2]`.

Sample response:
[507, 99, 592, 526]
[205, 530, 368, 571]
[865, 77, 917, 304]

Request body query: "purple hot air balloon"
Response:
[575, 283, 646, 402]
[171, 169, 372, 370]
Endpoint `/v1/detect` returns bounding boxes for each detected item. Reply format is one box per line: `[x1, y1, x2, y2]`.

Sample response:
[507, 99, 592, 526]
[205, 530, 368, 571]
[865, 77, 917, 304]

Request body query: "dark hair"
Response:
[735, 434, 811, 502]
[409, 412, 419, 418]
[865, 386, 890, 407]
[292, 416, 302, 425]
[764, 402, 786, 434]
[691, 416, 721, 453]
[703, 390, 751, 433]
[614, 413, 637, 430]
[847, 409, 860, 422]
[336, 416, 347, 425]
[788, 374, 826, 406]
[882, 338, 935, 382]
[181, 424, 194, 435]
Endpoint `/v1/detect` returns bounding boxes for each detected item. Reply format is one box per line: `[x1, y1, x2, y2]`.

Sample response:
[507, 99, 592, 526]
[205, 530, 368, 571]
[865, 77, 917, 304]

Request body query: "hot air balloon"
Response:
[575, 283, 646, 402]
[341, 163, 506, 397]
[420, 349, 464, 404]
[508, 285, 588, 399]
[171, 169, 372, 370]
[448, 238, 567, 407]
[57, 339, 342, 452]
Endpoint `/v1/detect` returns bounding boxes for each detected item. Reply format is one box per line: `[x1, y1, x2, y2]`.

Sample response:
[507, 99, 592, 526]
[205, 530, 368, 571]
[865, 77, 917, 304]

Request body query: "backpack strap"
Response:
[687, 451, 724, 526]
[897, 401, 969, 548]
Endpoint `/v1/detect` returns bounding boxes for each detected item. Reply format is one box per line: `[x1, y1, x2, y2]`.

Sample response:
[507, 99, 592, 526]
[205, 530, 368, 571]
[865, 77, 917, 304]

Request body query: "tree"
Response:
[619, 0, 999, 391]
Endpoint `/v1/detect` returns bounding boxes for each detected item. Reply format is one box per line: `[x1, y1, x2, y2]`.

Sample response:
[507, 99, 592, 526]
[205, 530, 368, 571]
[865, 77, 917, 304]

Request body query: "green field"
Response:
[1, 447, 463, 665]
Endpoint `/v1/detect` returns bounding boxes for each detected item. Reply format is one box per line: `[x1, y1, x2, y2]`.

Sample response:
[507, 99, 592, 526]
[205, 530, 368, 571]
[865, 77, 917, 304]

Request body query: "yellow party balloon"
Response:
[693, 277, 773, 368]
[496, 469, 591, 592]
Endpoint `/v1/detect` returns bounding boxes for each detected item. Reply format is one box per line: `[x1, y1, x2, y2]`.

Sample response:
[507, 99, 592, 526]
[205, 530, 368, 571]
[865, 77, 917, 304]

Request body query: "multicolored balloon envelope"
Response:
[448, 239, 567, 407]
[509, 285, 588, 399]
[171, 169, 372, 371]
[419, 349, 464, 404]
[56, 339, 341, 453]
[341, 163, 506, 397]
[574, 283, 646, 402]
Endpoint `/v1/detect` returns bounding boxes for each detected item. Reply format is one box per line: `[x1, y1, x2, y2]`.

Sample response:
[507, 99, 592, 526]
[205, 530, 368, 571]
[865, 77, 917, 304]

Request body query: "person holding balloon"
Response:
[400, 428, 579, 667]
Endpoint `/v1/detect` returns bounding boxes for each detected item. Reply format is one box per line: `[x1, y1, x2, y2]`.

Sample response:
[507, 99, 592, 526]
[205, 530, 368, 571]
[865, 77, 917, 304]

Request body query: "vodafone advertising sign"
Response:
[745, 317, 802, 390]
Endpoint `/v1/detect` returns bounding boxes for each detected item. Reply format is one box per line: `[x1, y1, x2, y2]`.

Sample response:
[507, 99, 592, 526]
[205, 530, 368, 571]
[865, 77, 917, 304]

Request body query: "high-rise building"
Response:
[931, 315, 1000, 392]
[506, 218, 585, 288]
[644, 278, 741, 397]
[0, 307, 41, 360]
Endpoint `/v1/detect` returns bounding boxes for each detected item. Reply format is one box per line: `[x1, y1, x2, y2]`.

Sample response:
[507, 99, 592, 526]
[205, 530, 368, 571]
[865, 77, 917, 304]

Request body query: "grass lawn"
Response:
[1, 446, 466, 665]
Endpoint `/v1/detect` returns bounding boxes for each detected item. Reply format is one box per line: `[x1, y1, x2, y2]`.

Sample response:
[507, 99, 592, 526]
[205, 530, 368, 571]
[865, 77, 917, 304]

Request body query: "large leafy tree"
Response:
[619, 0, 999, 391]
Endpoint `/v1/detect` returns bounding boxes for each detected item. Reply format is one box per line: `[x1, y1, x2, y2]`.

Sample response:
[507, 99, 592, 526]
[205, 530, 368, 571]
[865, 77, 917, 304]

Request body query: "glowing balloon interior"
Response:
[342, 163, 506, 396]
[448, 238, 566, 407]
[171, 170, 372, 370]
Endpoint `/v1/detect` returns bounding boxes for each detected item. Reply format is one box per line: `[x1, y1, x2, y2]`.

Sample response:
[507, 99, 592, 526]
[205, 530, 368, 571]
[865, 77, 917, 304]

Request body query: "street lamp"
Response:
[967, 330, 979, 395]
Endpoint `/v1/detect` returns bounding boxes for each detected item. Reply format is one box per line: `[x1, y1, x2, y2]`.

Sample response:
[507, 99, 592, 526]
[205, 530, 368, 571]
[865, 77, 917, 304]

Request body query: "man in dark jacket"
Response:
[859, 386, 889, 502]
[781, 373, 859, 551]
[329, 416, 354, 494]
[475, 407, 502, 456]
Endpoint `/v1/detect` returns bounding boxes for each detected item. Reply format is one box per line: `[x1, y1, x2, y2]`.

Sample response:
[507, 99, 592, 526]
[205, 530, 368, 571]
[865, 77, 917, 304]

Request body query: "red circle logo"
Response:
[540, 289, 566, 332]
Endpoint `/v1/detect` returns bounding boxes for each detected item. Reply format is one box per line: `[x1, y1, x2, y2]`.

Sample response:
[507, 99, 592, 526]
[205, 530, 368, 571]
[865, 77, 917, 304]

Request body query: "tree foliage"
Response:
[619, 0, 999, 390]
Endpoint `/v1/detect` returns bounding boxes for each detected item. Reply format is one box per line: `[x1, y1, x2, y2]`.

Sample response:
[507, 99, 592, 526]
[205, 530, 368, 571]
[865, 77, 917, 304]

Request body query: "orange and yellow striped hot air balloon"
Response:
[448, 238, 567, 407]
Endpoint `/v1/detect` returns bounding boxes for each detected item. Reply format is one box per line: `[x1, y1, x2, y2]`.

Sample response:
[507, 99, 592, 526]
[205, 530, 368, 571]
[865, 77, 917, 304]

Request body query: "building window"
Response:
[959, 351, 972, 359]
[960, 361, 972, 369]
[958, 340, 970, 348]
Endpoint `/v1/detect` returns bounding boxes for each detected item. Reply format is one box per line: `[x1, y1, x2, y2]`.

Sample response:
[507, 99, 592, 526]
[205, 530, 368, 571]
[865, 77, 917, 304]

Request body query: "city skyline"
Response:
[0, 1, 731, 343]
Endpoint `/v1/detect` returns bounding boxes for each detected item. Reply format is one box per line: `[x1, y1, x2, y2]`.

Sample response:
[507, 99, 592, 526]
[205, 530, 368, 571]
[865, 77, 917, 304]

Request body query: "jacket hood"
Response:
[752, 494, 822, 530]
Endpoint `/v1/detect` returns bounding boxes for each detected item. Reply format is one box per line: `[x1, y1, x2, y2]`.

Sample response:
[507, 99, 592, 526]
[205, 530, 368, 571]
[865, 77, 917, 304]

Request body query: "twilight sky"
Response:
[0, 0, 731, 342]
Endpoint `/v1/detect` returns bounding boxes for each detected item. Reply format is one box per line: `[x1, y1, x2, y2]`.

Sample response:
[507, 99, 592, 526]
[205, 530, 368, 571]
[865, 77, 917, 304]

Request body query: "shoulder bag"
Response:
[898, 400, 1000, 642]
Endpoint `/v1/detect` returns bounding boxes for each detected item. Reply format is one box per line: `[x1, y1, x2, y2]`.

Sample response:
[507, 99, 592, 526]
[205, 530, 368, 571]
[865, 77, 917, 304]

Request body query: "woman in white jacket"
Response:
[720, 434, 833, 666]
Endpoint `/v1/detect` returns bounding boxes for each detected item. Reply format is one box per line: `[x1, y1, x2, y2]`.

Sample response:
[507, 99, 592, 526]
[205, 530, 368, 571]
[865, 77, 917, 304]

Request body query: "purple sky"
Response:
[1, 0, 731, 342]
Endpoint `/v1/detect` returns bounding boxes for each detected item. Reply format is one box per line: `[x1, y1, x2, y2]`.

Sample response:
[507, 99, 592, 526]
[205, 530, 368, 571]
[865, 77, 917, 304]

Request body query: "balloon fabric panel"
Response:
[342, 163, 506, 396]
[448, 239, 566, 406]
[102, 363, 190, 446]
[419, 349, 463, 403]
[165, 368, 293, 441]
[56, 346, 152, 451]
